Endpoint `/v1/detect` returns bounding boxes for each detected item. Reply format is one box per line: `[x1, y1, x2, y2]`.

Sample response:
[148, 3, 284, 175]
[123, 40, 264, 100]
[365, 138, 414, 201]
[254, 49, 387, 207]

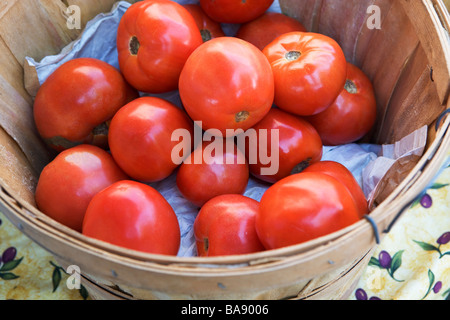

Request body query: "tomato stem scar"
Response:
[235, 111, 250, 123]
[285, 51, 301, 61]
[45, 136, 81, 150]
[344, 79, 358, 94]
[93, 121, 109, 136]
[200, 29, 212, 42]
[129, 36, 140, 55]
[291, 158, 312, 175]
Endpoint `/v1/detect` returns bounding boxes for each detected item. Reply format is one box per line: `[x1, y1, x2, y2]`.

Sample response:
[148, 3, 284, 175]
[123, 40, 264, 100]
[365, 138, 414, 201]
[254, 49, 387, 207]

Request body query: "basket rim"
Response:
[1, 115, 448, 271]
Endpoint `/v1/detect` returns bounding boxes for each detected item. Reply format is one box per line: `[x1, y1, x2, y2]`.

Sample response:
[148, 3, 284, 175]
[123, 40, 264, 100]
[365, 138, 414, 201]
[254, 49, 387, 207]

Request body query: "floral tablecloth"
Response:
[350, 156, 450, 300]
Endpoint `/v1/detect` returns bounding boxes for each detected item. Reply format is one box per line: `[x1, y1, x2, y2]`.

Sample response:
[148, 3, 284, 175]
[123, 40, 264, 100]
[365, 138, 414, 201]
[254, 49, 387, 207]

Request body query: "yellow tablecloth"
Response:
[349, 157, 450, 300]
[0, 213, 88, 300]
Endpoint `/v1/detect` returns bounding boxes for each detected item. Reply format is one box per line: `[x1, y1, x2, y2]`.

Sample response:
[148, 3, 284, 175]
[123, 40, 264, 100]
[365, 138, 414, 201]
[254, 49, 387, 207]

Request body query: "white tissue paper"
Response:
[25, 0, 425, 257]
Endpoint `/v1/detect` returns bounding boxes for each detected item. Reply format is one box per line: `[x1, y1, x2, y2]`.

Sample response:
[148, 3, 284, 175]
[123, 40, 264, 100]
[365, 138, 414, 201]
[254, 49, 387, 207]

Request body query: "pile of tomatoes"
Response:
[33, 0, 377, 257]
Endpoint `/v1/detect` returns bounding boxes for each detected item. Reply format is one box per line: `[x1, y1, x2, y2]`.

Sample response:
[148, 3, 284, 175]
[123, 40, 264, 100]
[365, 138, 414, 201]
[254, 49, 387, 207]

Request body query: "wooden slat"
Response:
[0, 0, 71, 66]
[378, 44, 445, 143]
[37, 0, 83, 43]
[0, 127, 38, 206]
[0, 73, 52, 174]
[352, 0, 393, 66]
[316, 0, 375, 62]
[357, 1, 420, 144]
[0, 36, 32, 104]
[65, 0, 127, 29]
[279, 0, 323, 32]
[400, 0, 450, 105]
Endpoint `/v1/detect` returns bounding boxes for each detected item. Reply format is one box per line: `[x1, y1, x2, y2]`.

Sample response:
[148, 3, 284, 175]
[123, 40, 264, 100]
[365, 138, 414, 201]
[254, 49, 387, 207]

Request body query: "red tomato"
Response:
[108, 97, 193, 183]
[305, 63, 377, 145]
[303, 161, 368, 218]
[236, 12, 307, 51]
[183, 4, 225, 42]
[82, 180, 180, 255]
[245, 108, 323, 184]
[117, 0, 203, 93]
[179, 37, 274, 137]
[263, 32, 347, 116]
[194, 194, 265, 256]
[200, 0, 274, 24]
[35, 144, 128, 232]
[256, 172, 361, 249]
[33, 58, 138, 152]
[176, 139, 249, 207]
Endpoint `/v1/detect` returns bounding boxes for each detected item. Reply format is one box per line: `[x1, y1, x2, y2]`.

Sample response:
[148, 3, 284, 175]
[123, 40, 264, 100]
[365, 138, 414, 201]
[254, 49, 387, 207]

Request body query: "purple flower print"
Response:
[420, 194, 432, 208]
[437, 232, 450, 245]
[421, 270, 447, 300]
[369, 250, 404, 282]
[355, 288, 382, 300]
[0, 246, 22, 280]
[378, 251, 392, 269]
[414, 232, 450, 259]
[433, 281, 442, 294]
[411, 182, 448, 209]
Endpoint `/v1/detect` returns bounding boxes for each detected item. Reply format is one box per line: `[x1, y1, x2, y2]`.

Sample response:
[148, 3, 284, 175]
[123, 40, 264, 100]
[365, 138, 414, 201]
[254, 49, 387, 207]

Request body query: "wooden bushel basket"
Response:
[0, 0, 449, 300]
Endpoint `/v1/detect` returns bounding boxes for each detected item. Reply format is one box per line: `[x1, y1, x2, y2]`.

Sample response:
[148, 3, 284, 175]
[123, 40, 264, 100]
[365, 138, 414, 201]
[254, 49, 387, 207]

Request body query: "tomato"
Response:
[117, 0, 203, 93]
[303, 161, 368, 218]
[262, 32, 347, 116]
[33, 57, 138, 152]
[179, 37, 274, 137]
[108, 96, 193, 183]
[256, 172, 360, 249]
[245, 108, 323, 184]
[199, 0, 274, 24]
[236, 12, 307, 51]
[194, 194, 265, 256]
[183, 4, 225, 42]
[35, 144, 128, 232]
[304, 63, 377, 145]
[176, 139, 249, 207]
[82, 180, 180, 255]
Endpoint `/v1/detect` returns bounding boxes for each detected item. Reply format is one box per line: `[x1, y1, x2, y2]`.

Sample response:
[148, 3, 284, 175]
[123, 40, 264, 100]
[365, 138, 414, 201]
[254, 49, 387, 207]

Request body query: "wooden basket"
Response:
[0, 0, 449, 300]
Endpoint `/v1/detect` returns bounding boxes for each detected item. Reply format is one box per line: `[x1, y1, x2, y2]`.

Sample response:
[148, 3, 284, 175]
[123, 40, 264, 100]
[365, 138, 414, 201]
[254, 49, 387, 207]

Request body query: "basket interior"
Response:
[0, 0, 449, 299]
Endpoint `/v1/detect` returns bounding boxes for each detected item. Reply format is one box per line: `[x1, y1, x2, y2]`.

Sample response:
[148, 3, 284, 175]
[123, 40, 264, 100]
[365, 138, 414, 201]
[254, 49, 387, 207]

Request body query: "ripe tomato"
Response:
[256, 172, 361, 249]
[33, 57, 138, 152]
[183, 4, 225, 42]
[35, 144, 128, 232]
[194, 194, 265, 256]
[236, 12, 307, 51]
[303, 161, 368, 218]
[262, 32, 347, 116]
[82, 180, 180, 255]
[108, 96, 193, 183]
[199, 0, 274, 24]
[117, 0, 203, 93]
[176, 139, 249, 207]
[245, 108, 323, 184]
[305, 63, 377, 145]
[179, 37, 274, 137]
